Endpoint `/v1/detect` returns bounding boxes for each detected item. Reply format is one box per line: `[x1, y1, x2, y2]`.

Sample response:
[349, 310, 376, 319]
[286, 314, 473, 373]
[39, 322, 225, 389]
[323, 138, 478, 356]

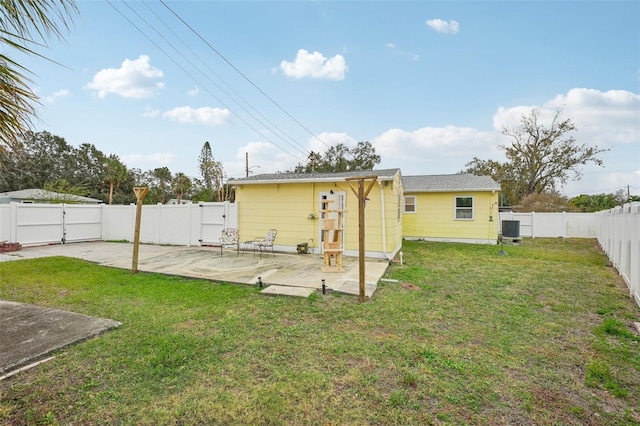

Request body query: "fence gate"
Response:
[63, 204, 102, 243]
[14, 203, 64, 245]
[198, 202, 230, 245]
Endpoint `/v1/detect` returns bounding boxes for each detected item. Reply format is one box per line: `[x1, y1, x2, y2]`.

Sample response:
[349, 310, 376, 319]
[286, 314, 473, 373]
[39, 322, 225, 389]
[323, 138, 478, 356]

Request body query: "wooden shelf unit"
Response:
[320, 199, 345, 272]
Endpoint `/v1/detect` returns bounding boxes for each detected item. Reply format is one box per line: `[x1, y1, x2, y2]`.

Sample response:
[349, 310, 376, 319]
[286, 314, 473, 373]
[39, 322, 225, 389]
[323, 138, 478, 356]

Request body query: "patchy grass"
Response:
[0, 238, 638, 425]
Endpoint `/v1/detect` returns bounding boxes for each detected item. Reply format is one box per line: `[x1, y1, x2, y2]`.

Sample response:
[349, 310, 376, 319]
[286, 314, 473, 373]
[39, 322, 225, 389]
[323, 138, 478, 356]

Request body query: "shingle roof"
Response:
[402, 174, 500, 192]
[0, 189, 103, 203]
[230, 168, 401, 184]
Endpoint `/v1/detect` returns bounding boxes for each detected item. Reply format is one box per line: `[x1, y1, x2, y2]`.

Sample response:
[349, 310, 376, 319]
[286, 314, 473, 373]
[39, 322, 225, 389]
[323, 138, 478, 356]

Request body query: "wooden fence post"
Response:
[132, 187, 149, 273]
[345, 176, 377, 303]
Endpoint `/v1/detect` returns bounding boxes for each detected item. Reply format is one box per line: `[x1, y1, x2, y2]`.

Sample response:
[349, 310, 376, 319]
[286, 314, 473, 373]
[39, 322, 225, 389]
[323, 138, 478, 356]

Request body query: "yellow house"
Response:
[232, 169, 404, 260]
[402, 174, 501, 245]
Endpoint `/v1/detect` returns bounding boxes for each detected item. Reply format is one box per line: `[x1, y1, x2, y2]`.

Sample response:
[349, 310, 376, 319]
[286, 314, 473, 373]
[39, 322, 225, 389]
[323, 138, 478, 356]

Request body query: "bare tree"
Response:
[465, 107, 608, 205]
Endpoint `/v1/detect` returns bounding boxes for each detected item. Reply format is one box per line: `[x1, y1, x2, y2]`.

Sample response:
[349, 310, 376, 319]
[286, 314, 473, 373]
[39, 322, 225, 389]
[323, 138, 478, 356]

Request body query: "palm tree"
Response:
[104, 155, 128, 205]
[172, 172, 192, 204]
[153, 166, 172, 204]
[0, 0, 79, 161]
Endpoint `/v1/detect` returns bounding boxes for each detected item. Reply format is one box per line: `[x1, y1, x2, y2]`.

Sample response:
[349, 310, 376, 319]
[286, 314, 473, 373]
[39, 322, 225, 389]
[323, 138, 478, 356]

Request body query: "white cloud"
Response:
[188, 86, 199, 97]
[309, 132, 357, 154]
[372, 126, 501, 170]
[488, 88, 640, 194]
[143, 106, 160, 118]
[426, 19, 460, 34]
[545, 88, 640, 145]
[493, 88, 640, 146]
[385, 42, 420, 61]
[121, 152, 174, 169]
[221, 88, 638, 195]
[42, 89, 71, 104]
[279, 49, 348, 80]
[162, 106, 232, 125]
[85, 55, 164, 99]
[224, 141, 294, 177]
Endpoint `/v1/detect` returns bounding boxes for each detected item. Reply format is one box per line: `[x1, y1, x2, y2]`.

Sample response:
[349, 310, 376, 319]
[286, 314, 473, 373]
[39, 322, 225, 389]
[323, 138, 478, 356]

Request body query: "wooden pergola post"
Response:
[132, 187, 149, 273]
[345, 176, 377, 302]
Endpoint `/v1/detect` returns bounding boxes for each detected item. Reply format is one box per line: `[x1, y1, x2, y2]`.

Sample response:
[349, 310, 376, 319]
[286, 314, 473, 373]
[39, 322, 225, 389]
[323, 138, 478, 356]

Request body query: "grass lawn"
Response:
[0, 238, 639, 425]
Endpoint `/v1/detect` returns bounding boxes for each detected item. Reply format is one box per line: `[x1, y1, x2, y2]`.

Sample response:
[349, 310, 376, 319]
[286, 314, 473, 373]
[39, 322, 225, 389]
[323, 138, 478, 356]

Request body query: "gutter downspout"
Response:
[378, 180, 392, 261]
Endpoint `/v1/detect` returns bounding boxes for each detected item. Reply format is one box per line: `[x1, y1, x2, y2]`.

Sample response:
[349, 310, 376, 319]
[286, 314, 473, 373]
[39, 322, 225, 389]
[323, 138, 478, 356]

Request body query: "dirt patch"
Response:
[401, 283, 420, 290]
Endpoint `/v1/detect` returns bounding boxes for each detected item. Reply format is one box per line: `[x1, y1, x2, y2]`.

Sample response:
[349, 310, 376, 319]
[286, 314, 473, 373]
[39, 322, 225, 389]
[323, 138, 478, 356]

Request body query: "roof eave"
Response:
[405, 187, 501, 193]
[232, 175, 397, 185]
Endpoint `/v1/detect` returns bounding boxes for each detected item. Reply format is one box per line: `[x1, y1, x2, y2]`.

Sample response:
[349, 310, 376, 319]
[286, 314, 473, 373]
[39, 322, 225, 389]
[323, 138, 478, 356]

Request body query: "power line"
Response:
[141, 1, 307, 160]
[123, 1, 309, 160]
[105, 0, 307, 164]
[157, 0, 332, 152]
[137, 0, 311, 159]
[562, 186, 635, 196]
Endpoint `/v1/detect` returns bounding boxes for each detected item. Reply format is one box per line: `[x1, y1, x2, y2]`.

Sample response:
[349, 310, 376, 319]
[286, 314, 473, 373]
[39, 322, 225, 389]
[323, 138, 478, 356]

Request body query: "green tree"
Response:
[294, 141, 381, 173]
[198, 142, 214, 195]
[72, 143, 108, 200]
[116, 167, 143, 205]
[152, 166, 172, 203]
[516, 191, 579, 213]
[43, 178, 88, 201]
[0, 0, 79, 162]
[570, 191, 627, 212]
[465, 107, 608, 206]
[172, 172, 192, 204]
[104, 155, 128, 205]
[197, 141, 226, 201]
[463, 159, 517, 207]
[348, 141, 382, 170]
[0, 131, 75, 191]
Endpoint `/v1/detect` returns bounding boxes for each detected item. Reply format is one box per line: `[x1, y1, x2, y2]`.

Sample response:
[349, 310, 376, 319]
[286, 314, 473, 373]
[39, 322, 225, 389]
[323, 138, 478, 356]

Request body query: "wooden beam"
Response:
[345, 175, 377, 302]
[132, 187, 149, 273]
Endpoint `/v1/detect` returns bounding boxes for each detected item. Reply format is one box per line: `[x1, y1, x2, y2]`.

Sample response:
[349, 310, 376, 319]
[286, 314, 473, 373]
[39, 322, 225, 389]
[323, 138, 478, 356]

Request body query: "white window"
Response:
[455, 196, 473, 220]
[404, 196, 417, 213]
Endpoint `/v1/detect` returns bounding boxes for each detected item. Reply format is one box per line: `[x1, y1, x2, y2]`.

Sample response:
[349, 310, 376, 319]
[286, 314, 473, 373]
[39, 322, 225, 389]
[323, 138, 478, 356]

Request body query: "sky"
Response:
[18, 0, 640, 198]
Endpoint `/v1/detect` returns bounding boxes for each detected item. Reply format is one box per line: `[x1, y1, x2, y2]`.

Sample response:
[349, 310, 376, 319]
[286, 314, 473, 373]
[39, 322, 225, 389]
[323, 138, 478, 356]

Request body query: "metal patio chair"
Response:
[218, 228, 239, 256]
[252, 229, 277, 257]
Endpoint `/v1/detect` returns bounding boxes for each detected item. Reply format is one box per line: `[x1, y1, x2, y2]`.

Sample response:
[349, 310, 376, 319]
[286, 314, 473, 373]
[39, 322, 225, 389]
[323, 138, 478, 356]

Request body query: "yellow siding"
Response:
[383, 172, 403, 253]
[403, 191, 499, 243]
[235, 171, 403, 257]
[235, 183, 316, 248]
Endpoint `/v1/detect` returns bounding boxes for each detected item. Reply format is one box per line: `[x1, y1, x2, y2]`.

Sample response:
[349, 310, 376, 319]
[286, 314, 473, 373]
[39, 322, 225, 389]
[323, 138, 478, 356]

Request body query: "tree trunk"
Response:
[108, 182, 114, 205]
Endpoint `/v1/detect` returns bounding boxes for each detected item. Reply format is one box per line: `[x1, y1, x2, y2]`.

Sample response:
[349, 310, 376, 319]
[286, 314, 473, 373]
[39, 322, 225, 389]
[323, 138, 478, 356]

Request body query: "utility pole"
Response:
[245, 152, 249, 178]
[309, 151, 316, 172]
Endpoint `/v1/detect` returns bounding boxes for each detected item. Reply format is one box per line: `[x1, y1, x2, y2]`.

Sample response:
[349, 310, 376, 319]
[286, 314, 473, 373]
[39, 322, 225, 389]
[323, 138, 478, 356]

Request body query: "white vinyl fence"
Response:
[595, 203, 640, 309]
[0, 202, 237, 247]
[498, 211, 596, 238]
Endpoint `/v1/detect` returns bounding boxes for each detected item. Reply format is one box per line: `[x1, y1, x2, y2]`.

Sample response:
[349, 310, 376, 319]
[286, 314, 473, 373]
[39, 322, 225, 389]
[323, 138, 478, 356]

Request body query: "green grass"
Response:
[1, 238, 638, 425]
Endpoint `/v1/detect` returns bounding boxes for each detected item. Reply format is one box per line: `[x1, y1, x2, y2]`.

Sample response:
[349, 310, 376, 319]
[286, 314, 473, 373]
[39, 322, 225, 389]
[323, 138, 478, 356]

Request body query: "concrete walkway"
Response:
[0, 241, 389, 298]
[0, 300, 121, 377]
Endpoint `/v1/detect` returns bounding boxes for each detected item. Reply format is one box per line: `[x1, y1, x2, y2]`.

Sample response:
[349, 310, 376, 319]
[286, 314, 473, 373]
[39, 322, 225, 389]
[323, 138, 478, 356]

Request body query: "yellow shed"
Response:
[402, 174, 501, 245]
[231, 169, 404, 260]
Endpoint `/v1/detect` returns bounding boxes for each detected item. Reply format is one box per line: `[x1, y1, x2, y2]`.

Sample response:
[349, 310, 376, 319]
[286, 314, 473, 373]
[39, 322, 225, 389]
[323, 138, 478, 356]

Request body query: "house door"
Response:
[318, 191, 345, 251]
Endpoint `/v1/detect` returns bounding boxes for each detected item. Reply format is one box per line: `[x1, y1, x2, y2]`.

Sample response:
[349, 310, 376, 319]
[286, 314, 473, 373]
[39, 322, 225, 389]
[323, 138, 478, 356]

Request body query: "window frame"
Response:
[403, 195, 417, 214]
[454, 195, 474, 220]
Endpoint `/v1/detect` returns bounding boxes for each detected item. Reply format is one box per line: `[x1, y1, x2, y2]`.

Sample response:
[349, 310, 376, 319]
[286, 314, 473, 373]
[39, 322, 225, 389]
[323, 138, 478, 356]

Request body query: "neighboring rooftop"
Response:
[0, 189, 103, 204]
[230, 168, 401, 184]
[403, 173, 500, 192]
